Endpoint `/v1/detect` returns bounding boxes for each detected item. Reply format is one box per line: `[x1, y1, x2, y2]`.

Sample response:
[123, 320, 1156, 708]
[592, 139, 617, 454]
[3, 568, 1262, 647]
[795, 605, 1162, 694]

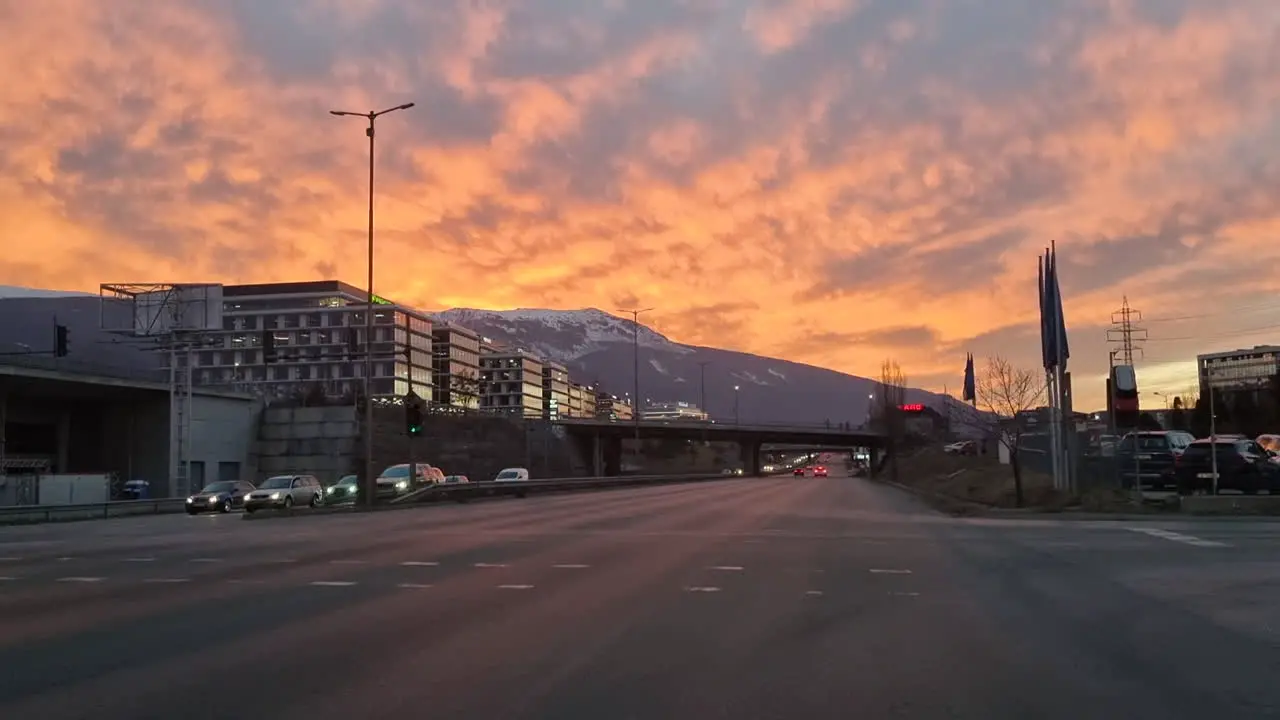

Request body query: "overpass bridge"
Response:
[552, 418, 885, 476]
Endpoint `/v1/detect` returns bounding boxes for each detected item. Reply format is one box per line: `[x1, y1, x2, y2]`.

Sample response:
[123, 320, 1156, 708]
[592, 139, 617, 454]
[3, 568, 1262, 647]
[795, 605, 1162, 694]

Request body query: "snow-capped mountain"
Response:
[434, 307, 953, 426]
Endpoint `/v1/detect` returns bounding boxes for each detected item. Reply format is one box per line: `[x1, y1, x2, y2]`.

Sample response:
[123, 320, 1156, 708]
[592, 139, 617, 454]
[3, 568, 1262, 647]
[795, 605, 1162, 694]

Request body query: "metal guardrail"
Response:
[387, 472, 742, 505]
[0, 498, 188, 525]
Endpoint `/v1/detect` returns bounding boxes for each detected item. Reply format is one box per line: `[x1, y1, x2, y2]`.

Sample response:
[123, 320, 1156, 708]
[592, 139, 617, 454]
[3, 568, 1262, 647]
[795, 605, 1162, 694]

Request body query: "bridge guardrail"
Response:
[0, 498, 188, 525]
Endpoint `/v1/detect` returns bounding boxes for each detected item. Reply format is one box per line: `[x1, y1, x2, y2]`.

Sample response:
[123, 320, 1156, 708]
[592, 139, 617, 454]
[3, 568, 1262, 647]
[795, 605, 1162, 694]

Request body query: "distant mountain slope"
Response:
[434, 307, 953, 426]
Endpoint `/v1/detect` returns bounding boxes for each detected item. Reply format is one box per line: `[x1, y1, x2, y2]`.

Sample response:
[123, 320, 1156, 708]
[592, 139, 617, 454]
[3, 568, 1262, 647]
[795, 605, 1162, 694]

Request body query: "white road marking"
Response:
[0, 576, 17, 581]
[684, 586, 721, 593]
[869, 569, 913, 574]
[311, 581, 357, 587]
[708, 565, 744, 571]
[0, 557, 22, 562]
[498, 584, 534, 590]
[1127, 527, 1229, 548]
[805, 590, 823, 596]
[57, 576, 103, 583]
[124, 557, 156, 563]
[474, 563, 508, 568]
[400, 561, 439, 566]
[552, 564, 590, 569]
[144, 578, 190, 584]
[397, 583, 433, 589]
[191, 558, 223, 563]
[889, 591, 920, 597]
[329, 559, 366, 565]
[56, 557, 74, 561]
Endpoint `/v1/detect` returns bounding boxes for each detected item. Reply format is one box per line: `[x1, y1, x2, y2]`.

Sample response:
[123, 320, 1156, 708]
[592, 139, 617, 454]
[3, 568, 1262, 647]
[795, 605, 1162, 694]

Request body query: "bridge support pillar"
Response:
[602, 436, 623, 476]
[738, 440, 762, 476]
[869, 446, 879, 478]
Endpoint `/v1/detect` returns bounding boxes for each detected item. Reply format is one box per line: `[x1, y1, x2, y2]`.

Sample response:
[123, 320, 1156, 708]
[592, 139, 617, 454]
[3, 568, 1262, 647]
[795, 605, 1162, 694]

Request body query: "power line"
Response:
[1106, 296, 1146, 366]
[1144, 297, 1280, 323]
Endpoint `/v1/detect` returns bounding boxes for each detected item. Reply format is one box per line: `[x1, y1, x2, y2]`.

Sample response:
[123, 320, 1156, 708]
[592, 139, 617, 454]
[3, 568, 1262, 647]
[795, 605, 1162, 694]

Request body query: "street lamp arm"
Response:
[374, 103, 415, 117]
[329, 110, 364, 117]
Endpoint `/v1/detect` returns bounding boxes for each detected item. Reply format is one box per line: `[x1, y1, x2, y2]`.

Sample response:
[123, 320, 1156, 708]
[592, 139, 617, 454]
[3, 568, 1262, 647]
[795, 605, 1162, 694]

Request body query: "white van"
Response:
[493, 467, 529, 482]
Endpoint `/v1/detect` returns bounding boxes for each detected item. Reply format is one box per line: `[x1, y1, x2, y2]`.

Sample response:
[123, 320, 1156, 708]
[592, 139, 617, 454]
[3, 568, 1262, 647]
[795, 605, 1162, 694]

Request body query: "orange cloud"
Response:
[4, 0, 1280, 411]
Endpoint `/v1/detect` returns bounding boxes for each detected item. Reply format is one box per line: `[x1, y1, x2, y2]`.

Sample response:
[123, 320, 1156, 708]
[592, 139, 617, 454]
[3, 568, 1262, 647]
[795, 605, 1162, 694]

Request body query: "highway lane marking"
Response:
[57, 576, 104, 583]
[144, 578, 190, 584]
[311, 581, 357, 587]
[498, 584, 535, 590]
[708, 565, 744, 571]
[56, 557, 74, 561]
[869, 569, 913, 574]
[1127, 527, 1229, 548]
[889, 591, 920, 597]
[397, 583, 433, 589]
[124, 557, 156, 562]
[805, 590, 823, 597]
[0, 557, 22, 562]
[552, 564, 590, 569]
[0, 576, 17, 581]
[684, 586, 721, 593]
[191, 558, 223, 563]
[401, 561, 440, 566]
[474, 562, 508, 568]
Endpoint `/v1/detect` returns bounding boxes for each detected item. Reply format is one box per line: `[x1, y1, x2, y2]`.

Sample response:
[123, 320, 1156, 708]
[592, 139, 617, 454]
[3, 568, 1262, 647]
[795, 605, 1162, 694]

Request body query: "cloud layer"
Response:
[5, 0, 1280, 409]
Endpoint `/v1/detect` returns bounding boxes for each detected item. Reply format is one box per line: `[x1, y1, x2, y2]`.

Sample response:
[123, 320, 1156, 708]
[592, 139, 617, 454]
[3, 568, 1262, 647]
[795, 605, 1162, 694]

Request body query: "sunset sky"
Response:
[4, 0, 1280, 411]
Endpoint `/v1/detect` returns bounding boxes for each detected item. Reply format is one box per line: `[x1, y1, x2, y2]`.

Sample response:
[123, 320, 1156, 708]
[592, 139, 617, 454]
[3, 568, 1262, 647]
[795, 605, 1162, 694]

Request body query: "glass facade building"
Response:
[1197, 345, 1280, 397]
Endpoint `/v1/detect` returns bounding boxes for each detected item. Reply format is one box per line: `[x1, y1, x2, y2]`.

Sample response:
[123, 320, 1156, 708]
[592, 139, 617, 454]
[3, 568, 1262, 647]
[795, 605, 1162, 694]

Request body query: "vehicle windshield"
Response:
[496, 470, 522, 479]
[380, 465, 410, 478]
[200, 481, 237, 493]
[336, 475, 357, 485]
[260, 477, 293, 489]
[1119, 435, 1169, 451]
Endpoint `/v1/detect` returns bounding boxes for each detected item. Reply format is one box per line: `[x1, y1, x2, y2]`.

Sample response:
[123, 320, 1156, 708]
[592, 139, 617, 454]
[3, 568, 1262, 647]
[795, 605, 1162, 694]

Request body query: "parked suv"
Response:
[1173, 439, 1280, 495]
[1117, 431, 1195, 490]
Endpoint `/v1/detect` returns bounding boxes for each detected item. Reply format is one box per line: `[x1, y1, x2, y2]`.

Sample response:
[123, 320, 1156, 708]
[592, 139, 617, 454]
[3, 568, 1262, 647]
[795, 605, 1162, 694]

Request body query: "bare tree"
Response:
[871, 359, 908, 482]
[450, 369, 483, 410]
[974, 355, 1042, 507]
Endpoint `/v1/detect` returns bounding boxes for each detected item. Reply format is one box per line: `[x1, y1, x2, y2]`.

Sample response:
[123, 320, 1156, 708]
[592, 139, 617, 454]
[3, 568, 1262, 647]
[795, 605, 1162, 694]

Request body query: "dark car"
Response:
[794, 467, 806, 476]
[186, 481, 255, 514]
[325, 475, 359, 504]
[1173, 439, 1280, 495]
[1117, 431, 1195, 490]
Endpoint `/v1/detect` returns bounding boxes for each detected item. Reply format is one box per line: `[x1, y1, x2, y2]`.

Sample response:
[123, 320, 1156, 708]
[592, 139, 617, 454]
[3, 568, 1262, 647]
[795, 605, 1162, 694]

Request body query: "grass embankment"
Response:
[886, 448, 1156, 516]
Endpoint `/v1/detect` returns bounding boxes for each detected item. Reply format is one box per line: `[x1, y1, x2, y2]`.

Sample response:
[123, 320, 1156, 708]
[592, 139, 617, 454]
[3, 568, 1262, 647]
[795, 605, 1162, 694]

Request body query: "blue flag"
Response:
[1050, 241, 1069, 371]
[962, 353, 976, 403]
[1038, 249, 1054, 371]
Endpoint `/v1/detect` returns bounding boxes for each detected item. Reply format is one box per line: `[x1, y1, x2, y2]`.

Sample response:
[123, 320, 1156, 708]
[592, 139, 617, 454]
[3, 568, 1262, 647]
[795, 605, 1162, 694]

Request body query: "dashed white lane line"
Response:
[552, 564, 590, 569]
[124, 557, 156, 563]
[56, 557, 74, 562]
[498, 584, 535, 590]
[310, 581, 357, 587]
[805, 590, 823, 597]
[889, 591, 920, 597]
[0, 576, 17, 581]
[1127, 527, 1229, 548]
[0, 557, 22, 562]
[474, 563, 508, 568]
[708, 565, 744, 571]
[144, 578, 190, 584]
[397, 583, 433, 589]
[684, 586, 721, 593]
[869, 569, 913, 575]
[57, 576, 104, 583]
[401, 561, 439, 567]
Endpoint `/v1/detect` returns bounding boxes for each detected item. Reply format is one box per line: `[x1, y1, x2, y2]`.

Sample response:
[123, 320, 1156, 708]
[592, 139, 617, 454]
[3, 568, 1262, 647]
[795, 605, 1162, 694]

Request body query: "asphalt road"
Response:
[1, 473, 1279, 719]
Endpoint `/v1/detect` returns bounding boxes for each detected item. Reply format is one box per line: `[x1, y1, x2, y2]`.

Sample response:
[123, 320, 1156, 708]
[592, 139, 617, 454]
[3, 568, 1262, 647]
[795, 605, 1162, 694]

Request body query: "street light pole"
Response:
[330, 102, 414, 507]
[698, 360, 710, 416]
[619, 307, 653, 446]
[733, 385, 740, 425]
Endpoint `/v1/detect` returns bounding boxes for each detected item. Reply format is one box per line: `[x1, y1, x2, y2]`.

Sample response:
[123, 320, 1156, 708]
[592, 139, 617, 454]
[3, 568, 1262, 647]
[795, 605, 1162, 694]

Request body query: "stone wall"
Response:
[255, 406, 359, 482]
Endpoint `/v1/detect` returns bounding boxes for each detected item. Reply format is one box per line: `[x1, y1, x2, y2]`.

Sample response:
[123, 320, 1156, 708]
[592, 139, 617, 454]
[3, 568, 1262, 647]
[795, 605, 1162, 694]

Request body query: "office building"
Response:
[1198, 345, 1280, 397]
[542, 361, 570, 419]
[596, 393, 633, 421]
[431, 321, 482, 409]
[480, 349, 544, 417]
[190, 280, 432, 400]
[642, 401, 709, 421]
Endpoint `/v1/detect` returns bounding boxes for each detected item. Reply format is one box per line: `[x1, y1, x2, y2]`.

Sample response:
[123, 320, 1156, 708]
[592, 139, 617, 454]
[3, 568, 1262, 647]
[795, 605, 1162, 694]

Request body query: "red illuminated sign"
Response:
[899, 404, 924, 412]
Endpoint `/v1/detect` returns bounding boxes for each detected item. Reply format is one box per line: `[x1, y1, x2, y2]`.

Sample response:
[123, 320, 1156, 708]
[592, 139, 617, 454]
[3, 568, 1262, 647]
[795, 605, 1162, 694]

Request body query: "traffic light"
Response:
[54, 322, 69, 357]
[406, 400, 423, 437]
[262, 330, 277, 364]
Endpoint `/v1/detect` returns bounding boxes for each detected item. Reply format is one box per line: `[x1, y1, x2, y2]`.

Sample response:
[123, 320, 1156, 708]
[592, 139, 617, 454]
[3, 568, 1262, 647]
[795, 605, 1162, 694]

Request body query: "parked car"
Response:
[1117, 431, 1195, 490]
[1173, 439, 1280, 495]
[186, 481, 255, 514]
[944, 440, 975, 455]
[325, 474, 359, 504]
[244, 475, 322, 512]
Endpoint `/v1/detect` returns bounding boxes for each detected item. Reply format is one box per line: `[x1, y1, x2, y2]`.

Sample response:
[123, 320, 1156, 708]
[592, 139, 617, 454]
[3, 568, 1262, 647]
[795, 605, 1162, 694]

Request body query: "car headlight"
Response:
[270, 492, 282, 499]
[396, 481, 408, 490]
[326, 487, 335, 494]
[186, 497, 194, 503]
